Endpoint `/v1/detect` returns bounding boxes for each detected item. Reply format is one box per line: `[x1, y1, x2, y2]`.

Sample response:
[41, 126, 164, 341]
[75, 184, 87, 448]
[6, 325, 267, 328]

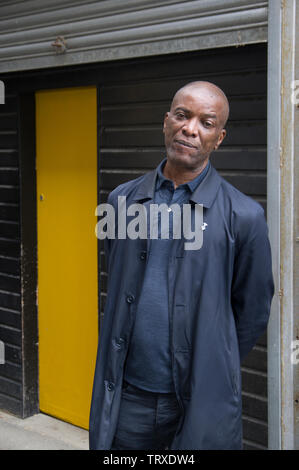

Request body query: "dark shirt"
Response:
[124, 158, 210, 392]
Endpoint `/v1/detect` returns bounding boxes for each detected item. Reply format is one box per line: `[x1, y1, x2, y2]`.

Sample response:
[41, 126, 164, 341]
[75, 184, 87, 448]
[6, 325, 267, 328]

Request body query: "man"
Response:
[89, 81, 274, 450]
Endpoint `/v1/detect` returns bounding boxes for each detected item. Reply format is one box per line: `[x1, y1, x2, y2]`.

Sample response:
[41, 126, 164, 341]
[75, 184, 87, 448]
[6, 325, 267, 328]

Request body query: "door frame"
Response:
[18, 93, 39, 417]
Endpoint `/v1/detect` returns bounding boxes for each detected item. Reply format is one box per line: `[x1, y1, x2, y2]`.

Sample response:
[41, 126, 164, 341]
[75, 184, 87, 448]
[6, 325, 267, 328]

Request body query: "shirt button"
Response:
[126, 294, 135, 304]
[140, 251, 147, 260]
[107, 382, 115, 392]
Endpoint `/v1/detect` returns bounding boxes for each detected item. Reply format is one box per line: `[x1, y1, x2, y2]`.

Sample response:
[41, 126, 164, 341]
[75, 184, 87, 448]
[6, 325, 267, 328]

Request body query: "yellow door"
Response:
[36, 86, 98, 429]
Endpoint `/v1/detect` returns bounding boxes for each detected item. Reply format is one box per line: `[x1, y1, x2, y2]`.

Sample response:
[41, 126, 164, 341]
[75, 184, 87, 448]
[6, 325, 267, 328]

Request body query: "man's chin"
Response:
[166, 151, 207, 171]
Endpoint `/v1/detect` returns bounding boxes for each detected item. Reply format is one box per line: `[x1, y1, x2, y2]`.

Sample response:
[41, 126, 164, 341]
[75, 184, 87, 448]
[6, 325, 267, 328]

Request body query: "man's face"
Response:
[163, 86, 227, 170]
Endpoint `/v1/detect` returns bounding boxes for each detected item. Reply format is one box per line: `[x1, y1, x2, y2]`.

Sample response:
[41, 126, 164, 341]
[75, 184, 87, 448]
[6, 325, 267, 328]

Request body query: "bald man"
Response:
[89, 81, 274, 450]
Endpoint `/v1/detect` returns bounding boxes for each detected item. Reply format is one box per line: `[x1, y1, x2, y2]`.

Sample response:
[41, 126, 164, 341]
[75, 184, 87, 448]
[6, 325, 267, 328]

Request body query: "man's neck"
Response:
[163, 159, 209, 189]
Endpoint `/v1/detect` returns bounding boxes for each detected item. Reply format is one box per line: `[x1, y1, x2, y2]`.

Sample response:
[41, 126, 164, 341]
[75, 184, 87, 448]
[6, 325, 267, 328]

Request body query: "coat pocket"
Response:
[174, 350, 192, 400]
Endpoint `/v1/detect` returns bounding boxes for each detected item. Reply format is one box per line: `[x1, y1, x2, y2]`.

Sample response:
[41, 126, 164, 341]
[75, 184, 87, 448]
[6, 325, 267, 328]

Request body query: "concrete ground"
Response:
[0, 410, 89, 450]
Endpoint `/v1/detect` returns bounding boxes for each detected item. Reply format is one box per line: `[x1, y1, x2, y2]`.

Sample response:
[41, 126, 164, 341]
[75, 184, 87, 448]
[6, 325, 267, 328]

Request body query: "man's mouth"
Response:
[174, 139, 197, 149]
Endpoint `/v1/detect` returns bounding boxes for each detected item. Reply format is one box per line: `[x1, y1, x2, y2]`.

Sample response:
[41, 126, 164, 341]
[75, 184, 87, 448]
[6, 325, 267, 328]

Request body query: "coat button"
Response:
[107, 382, 115, 391]
[126, 294, 135, 304]
[113, 337, 125, 349]
[140, 251, 147, 260]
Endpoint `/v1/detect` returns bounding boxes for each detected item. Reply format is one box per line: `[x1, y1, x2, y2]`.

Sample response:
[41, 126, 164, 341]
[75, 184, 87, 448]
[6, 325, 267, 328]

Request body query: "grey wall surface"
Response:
[267, 0, 299, 450]
[295, 0, 299, 449]
[0, 0, 268, 73]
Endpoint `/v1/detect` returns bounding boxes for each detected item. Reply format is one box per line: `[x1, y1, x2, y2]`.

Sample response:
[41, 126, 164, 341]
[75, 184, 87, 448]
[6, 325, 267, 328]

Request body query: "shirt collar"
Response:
[132, 161, 222, 208]
[156, 157, 211, 192]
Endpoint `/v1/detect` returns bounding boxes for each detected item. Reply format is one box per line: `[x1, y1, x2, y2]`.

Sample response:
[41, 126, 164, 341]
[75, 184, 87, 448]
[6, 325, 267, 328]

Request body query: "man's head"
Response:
[163, 81, 229, 171]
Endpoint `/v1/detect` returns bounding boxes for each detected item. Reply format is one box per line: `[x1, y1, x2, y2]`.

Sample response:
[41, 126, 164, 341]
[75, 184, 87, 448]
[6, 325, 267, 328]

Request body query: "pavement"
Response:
[0, 410, 89, 450]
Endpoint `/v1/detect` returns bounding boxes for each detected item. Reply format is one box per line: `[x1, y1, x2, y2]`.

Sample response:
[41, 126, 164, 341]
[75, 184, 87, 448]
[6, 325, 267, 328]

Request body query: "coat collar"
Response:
[132, 159, 222, 209]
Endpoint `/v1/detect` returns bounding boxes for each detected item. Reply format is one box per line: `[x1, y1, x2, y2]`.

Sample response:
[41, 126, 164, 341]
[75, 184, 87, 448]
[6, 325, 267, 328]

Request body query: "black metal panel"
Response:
[18, 93, 39, 417]
[0, 85, 22, 416]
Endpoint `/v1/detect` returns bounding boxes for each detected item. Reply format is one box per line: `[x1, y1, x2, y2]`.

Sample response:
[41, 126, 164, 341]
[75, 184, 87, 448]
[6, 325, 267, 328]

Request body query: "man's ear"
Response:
[163, 112, 169, 133]
[214, 128, 226, 150]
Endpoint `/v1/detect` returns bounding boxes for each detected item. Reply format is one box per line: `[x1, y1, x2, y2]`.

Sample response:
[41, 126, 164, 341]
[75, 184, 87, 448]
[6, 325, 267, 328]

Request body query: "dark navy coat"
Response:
[89, 163, 274, 450]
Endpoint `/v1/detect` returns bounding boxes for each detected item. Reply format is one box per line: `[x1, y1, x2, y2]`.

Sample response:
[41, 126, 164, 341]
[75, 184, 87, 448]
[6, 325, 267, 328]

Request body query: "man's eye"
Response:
[176, 113, 185, 119]
[204, 121, 213, 127]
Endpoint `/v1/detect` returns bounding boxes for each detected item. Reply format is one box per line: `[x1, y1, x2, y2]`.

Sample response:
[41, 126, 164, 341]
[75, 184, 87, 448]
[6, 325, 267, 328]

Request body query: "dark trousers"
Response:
[111, 380, 182, 450]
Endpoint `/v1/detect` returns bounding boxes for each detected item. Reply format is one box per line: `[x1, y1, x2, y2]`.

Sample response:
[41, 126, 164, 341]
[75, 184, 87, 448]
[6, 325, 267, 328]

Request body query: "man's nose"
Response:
[182, 118, 198, 137]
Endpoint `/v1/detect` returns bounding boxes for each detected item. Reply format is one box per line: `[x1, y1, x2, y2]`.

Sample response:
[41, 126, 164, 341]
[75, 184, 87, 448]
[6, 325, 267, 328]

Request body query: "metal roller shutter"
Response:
[0, 0, 267, 73]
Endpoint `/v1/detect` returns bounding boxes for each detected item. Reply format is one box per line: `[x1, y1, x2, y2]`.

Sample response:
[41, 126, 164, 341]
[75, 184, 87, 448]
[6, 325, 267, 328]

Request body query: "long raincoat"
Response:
[89, 162, 274, 450]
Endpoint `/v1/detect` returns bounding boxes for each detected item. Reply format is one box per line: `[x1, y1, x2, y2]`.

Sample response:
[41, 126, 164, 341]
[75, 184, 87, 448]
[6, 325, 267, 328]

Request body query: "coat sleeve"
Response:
[231, 206, 274, 362]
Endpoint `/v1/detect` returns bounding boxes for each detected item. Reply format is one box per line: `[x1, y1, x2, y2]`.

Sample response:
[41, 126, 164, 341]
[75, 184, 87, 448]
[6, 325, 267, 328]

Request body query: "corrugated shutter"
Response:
[0, 0, 268, 73]
[98, 44, 268, 449]
[0, 87, 38, 418]
[0, 89, 22, 416]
